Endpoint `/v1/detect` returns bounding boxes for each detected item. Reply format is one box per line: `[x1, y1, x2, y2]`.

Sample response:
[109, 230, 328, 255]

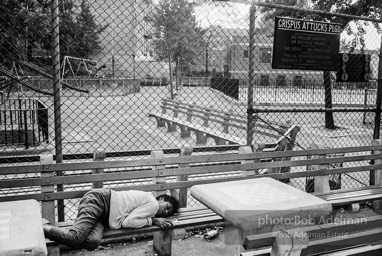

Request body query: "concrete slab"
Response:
[0, 199, 47, 256]
[190, 178, 332, 232]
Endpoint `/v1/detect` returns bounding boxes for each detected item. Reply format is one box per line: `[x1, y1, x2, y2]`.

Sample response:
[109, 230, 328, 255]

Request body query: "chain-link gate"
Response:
[1, 0, 382, 221]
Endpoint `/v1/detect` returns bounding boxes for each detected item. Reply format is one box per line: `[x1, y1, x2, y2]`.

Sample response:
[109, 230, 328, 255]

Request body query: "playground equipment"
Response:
[61, 56, 106, 78]
[0, 60, 90, 98]
[0, 63, 53, 96]
[60, 56, 107, 91]
[20, 61, 89, 94]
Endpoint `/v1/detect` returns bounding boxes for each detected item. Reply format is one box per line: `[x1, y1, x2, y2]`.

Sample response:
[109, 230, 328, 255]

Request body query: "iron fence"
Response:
[1, 0, 382, 220]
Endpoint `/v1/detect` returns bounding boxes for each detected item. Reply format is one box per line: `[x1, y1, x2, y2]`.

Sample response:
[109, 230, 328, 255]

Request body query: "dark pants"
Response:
[44, 188, 111, 250]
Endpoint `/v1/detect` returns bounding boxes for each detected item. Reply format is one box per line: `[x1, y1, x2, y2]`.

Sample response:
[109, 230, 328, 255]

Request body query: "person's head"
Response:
[155, 194, 179, 218]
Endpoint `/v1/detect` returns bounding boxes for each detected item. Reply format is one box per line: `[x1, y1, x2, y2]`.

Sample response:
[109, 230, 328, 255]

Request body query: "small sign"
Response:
[336, 53, 371, 82]
[272, 17, 341, 71]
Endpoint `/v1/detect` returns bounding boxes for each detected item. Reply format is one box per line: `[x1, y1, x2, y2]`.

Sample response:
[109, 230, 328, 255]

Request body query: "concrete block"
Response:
[172, 228, 186, 240]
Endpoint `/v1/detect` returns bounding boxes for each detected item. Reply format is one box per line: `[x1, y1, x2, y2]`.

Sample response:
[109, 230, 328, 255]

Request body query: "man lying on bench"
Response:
[43, 189, 179, 250]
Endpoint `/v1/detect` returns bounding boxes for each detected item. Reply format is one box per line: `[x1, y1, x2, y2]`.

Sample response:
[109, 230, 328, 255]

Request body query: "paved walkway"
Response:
[62, 230, 239, 256]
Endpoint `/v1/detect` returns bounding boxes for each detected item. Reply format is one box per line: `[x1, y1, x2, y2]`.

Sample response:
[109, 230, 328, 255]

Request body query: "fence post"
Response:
[40, 154, 56, 222]
[239, 146, 257, 177]
[92, 149, 105, 188]
[371, 139, 382, 213]
[247, 3, 256, 147]
[310, 143, 330, 193]
[151, 150, 166, 197]
[172, 147, 193, 208]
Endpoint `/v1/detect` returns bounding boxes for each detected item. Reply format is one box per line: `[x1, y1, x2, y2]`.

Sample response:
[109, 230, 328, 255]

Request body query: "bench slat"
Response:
[302, 227, 382, 255]
[243, 215, 382, 250]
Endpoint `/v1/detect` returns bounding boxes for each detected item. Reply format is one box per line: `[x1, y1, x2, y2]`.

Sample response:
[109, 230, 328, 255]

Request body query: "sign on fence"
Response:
[336, 53, 372, 82]
[272, 17, 341, 71]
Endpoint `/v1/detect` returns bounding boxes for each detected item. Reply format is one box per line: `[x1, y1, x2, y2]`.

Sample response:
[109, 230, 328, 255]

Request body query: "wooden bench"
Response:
[242, 214, 382, 256]
[1, 141, 382, 255]
[148, 98, 300, 149]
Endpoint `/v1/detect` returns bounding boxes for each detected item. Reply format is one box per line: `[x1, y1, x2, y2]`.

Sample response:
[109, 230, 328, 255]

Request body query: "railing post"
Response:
[310, 143, 330, 193]
[172, 147, 192, 208]
[186, 102, 195, 122]
[371, 139, 382, 213]
[151, 150, 166, 197]
[239, 146, 257, 177]
[92, 149, 105, 188]
[40, 154, 56, 222]
[161, 99, 168, 115]
[202, 106, 211, 127]
[222, 109, 233, 134]
[173, 100, 179, 118]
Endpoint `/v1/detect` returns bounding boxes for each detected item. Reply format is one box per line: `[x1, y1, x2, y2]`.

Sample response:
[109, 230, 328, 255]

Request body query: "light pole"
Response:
[205, 42, 209, 76]
[204, 30, 212, 76]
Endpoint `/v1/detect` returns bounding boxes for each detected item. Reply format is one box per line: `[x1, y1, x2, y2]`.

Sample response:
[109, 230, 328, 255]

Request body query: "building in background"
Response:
[85, 0, 168, 79]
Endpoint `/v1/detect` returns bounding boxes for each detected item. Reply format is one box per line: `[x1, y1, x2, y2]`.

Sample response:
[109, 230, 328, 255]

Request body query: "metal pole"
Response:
[205, 43, 209, 76]
[373, 37, 382, 140]
[52, 0, 64, 221]
[247, 4, 256, 146]
[371, 36, 382, 186]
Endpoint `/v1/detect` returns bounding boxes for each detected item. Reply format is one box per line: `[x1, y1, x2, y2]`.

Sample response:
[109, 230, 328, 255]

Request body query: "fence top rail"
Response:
[1, 143, 382, 175]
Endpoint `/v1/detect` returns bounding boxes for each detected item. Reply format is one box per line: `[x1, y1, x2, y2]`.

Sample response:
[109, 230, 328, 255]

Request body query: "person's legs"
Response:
[80, 221, 105, 250]
[44, 189, 109, 249]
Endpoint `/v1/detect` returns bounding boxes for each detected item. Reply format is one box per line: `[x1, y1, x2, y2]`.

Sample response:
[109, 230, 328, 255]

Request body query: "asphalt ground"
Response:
[61, 207, 380, 256]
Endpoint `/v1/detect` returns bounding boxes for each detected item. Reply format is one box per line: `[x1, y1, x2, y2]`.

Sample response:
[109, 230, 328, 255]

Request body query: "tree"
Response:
[150, 0, 205, 98]
[59, 0, 108, 59]
[0, 0, 106, 68]
[260, 0, 382, 129]
[0, 0, 50, 67]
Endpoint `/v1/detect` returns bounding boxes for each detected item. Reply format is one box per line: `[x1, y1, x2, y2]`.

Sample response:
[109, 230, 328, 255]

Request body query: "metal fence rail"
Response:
[0, 99, 49, 148]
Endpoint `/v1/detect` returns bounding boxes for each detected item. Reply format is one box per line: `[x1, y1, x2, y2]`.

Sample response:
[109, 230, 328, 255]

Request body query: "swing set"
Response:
[0, 59, 90, 98]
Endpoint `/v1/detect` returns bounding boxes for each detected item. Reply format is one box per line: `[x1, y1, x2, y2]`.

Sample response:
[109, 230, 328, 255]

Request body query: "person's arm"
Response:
[121, 201, 157, 228]
[122, 216, 151, 228]
[152, 217, 173, 230]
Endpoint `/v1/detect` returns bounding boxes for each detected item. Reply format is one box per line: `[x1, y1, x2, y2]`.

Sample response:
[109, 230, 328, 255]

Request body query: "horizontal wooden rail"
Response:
[1, 164, 380, 202]
[1, 144, 382, 175]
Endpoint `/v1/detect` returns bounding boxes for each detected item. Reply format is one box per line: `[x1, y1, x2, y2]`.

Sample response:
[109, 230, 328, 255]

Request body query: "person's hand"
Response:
[152, 217, 173, 230]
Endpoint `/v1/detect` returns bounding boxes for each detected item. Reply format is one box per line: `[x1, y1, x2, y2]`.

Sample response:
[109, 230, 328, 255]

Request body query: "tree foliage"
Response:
[150, 0, 205, 72]
[0, 0, 50, 66]
[0, 0, 106, 67]
[59, 0, 108, 59]
[260, 0, 382, 50]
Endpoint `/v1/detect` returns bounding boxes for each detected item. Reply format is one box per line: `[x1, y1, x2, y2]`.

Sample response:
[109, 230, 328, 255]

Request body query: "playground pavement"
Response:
[61, 207, 378, 256]
[61, 229, 239, 256]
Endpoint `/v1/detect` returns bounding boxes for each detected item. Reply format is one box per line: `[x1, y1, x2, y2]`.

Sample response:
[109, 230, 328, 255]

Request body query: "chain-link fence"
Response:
[1, 0, 382, 220]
